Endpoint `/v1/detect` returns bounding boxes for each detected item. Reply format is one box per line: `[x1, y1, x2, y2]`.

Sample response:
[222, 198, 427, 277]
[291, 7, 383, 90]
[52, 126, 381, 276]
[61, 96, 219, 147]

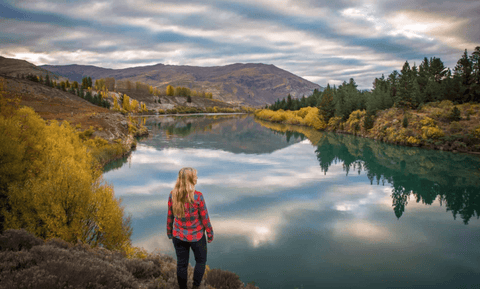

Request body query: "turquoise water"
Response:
[103, 114, 480, 289]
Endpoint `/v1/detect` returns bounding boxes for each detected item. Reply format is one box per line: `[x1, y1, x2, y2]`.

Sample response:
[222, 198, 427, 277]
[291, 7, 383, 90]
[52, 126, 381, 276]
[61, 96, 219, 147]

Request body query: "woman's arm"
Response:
[166, 193, 175, 239]
[198, 192, 214, 243]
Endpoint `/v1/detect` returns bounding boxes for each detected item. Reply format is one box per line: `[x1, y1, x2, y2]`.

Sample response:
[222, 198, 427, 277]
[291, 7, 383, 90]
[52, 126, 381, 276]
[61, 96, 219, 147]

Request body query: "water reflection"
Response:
[103, 115, 480, 289]
[257, 119, 480, 224]
[140, 114, 303, 154]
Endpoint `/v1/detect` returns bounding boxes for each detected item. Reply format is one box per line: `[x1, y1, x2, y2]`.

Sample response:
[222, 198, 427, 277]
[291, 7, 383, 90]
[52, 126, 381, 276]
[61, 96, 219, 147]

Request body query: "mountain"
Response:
[0, 56, 66, 81]
[41, 62, 322, 106]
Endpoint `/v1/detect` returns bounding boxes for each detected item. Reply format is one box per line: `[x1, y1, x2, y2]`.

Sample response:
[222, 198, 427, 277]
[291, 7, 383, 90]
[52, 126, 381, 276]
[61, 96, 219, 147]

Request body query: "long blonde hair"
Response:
[172, 167, 197, 218]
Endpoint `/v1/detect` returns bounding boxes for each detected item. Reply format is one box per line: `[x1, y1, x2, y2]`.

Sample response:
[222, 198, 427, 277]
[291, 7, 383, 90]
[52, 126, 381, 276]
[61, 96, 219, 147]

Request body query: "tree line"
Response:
[23, 74, 111, 108]
[268, 47, 480, 122]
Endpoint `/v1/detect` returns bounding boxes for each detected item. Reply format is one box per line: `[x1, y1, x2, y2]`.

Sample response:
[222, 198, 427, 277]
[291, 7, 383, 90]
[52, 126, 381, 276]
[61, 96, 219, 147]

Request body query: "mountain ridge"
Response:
[40, 61, 322, 106]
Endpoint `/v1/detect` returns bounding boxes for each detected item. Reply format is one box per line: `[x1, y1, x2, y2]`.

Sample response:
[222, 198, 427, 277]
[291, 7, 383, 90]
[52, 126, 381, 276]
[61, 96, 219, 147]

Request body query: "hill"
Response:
[41, 62, 322, 106]
[0, 56, 66, 81]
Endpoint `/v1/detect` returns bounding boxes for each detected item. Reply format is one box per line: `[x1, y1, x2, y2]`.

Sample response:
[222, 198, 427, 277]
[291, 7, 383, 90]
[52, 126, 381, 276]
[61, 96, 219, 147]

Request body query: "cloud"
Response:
[1, 0, 479, 89]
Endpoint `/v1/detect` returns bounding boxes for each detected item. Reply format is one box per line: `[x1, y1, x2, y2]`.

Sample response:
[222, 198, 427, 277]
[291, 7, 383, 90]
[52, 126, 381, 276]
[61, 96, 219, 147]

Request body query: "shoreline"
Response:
[254, 105, 480, 156]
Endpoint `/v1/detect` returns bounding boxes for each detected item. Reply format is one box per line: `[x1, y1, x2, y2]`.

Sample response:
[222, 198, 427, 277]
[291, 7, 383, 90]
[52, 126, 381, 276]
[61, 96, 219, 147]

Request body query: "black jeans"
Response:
[172, 234, 207, 289]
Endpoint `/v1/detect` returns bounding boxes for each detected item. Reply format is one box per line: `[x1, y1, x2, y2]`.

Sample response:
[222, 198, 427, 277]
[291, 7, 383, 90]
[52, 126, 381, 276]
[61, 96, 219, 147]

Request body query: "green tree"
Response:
[454, 49, 473, 103]
[396, 61, 415, 108]
[318, 84, 335, 121]
[367, 74, 394, 112]
[44, 74, 51, 87]
[470, 46, 480, 102]
[286, 94, 293, 110]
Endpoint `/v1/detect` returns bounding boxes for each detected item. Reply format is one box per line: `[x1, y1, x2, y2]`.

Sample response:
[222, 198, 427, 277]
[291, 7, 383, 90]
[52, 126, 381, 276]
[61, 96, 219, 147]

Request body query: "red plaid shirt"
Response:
[167, 190, 214, 242]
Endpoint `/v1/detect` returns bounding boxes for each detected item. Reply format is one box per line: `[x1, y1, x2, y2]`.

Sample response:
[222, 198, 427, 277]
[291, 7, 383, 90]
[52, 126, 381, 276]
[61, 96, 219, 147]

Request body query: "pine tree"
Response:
[454, 49, 473, 103]
[470, 46, 480, 102]
[286, 94, 293, 110]
[396, 61, 414, 108]
[318, 84, 335, 121]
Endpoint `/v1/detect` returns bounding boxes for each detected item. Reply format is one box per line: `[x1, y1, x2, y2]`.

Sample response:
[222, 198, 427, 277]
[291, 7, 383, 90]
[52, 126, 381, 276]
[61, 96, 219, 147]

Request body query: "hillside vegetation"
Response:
[0, 229, 259, 289]
[256, 101, 480, 153]
[41, 62, 321, 106]
[257, 47, 480, 154]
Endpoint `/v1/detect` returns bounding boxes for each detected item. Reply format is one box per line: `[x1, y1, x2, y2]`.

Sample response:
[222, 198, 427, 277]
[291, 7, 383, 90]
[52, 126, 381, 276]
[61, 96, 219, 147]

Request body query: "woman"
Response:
[167, 167, 214, 289]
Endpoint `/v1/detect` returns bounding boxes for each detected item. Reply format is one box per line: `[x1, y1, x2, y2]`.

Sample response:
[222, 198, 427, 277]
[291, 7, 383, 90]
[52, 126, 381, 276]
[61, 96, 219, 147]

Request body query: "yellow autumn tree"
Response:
[122, 94, 131, 111]
[166, 85, 174, 96]
[130, 99, 139, 112]
[0, 81, 131, 250]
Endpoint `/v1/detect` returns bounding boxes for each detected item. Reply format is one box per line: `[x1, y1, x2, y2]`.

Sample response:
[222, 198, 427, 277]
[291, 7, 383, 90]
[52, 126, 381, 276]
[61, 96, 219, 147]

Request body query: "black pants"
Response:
[172, 234, 207, 289]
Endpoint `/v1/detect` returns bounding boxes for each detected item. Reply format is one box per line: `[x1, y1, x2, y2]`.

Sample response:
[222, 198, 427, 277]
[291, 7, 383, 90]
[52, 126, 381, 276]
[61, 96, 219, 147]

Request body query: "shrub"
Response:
[472, 126, 480, 139]
[402, 114, 409, 128]
[327, 116, 343, 131]
[421, 126, 445, 139]
[123, 258, 162, 280]
[449, 106, 462, 121]
[0, 244, 138, 289]
[449, 121, 462, 134]
[0, 229, 44, 252]
[364, 113, 375, 130]
[205, 269, 244, 289]
[420, 117, 435, 127]
[45, 237, 72, 250]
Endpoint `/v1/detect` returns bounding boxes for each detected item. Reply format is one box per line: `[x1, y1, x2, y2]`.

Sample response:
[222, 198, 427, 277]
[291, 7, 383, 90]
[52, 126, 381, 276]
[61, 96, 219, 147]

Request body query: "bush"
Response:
[0, 229, 44, 252]
[402, 114, 409, 128]
[0, 244, 138, 289]
[123, 258, 162, 280]
[364, 113, 375, 130]
[449, 106, 462, 121]
[205, 269, 244, 289]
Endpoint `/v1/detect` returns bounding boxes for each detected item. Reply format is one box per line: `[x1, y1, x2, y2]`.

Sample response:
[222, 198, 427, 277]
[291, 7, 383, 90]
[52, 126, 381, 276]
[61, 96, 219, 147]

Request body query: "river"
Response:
[103, 114, 480, 289]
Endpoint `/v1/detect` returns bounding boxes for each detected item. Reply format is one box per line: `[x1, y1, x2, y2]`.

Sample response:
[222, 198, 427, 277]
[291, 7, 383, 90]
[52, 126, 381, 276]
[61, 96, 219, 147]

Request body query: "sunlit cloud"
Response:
[4, 0, 477, 90]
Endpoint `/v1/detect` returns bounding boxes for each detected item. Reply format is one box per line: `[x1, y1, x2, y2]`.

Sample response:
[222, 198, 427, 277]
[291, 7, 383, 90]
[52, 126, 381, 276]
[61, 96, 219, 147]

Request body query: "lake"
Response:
[103, 114, 480, 289]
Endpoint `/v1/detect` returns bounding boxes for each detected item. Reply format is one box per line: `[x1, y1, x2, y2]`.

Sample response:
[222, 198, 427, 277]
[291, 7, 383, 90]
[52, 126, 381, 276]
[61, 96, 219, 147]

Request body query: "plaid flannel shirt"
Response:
[167, 190, 214, 242]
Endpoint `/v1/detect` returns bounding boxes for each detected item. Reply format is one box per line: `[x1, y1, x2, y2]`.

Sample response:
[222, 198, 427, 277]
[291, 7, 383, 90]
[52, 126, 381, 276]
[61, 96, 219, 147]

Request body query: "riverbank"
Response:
[255, 101, 480, 155]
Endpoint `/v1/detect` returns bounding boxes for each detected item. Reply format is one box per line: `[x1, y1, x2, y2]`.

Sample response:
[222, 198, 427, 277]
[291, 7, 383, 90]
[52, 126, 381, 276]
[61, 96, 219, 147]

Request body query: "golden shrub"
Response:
[472, 126, 480, 139]
[345, 110, 366, 133]
[327, 116, 343, 131]
[406, 136, 421, 145]
[420, 117, 436, 127]
[421, 126, 445, 139]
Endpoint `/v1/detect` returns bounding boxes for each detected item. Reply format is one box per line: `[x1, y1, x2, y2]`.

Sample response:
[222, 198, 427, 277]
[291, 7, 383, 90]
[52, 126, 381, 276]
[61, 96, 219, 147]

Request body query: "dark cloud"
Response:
[0, 1, 90, 27]
[1, 0, 479, 89]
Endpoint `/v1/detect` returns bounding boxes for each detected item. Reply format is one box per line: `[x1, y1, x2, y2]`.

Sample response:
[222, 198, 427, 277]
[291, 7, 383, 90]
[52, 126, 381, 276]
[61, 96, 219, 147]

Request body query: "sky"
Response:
[1, 0, 479, 89]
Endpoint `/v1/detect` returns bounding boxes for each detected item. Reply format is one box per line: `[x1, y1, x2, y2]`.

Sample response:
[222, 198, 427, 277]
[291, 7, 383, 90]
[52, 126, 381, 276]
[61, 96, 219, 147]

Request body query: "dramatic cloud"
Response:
[1, 0, 479, 89]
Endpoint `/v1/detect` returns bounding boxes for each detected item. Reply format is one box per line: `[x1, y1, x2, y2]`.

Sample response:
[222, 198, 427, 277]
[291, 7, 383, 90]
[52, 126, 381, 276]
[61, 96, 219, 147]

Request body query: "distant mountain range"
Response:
[40, 62, 322, 106]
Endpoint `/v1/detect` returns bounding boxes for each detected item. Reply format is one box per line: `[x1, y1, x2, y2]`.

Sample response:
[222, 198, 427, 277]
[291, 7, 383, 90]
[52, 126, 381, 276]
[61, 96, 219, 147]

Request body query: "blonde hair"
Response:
[172, 167, 197, 218]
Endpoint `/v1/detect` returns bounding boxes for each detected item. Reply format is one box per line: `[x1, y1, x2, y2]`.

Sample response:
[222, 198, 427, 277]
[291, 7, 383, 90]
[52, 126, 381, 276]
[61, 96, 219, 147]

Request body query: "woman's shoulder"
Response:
[194, 191, 204, 201]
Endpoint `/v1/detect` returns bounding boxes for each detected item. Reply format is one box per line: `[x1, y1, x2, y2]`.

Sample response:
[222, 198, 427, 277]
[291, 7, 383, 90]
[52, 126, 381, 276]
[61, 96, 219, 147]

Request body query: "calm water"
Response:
[103, 114, 480, 289]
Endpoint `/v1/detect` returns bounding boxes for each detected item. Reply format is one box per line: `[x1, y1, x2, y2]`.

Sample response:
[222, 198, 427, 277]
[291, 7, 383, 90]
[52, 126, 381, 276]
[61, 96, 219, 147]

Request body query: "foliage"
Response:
[254, 107, 326, 130]
[402, 114, 409, 128]
[449, 106, 462, 121]
[0, 229, 259, 289]
[344, 110, 366, 134]
[0, 89, 131, 250]
[205, 269, 244, 289]
[166, 85, 175, 96]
